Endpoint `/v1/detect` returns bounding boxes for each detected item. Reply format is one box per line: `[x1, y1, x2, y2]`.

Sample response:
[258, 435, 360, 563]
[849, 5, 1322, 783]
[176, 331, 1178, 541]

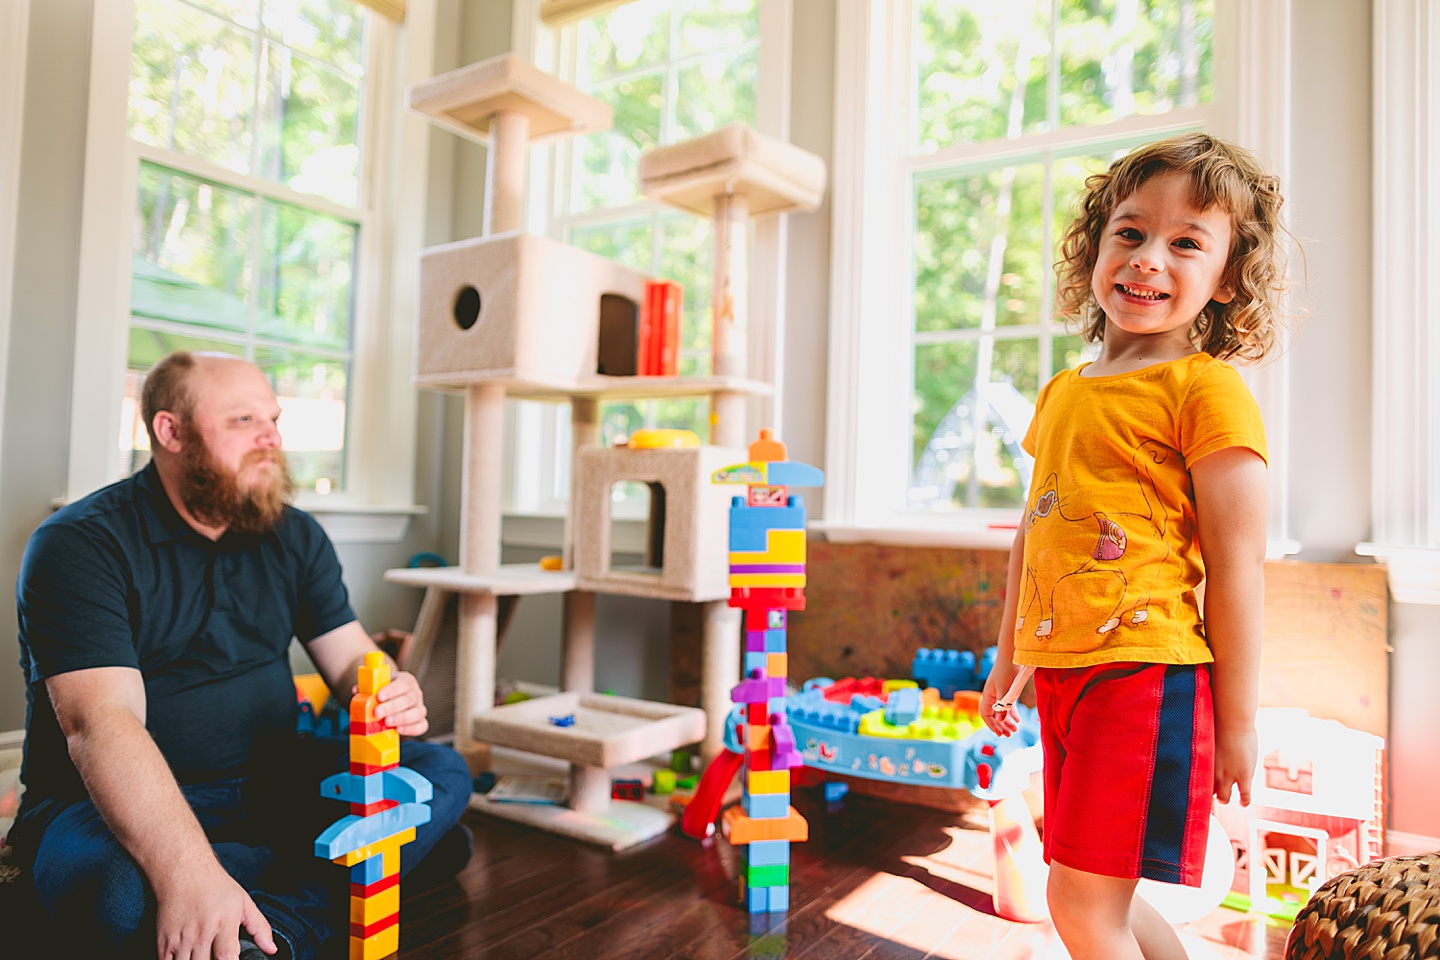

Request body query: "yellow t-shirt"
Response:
[1013, 352, 1267, 668]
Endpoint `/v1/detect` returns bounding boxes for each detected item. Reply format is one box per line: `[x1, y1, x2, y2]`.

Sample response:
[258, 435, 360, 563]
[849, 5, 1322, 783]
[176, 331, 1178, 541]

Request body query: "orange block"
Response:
[744, 723, 771, 752]
[723, 804, 808, 845]
[766, 653, 788, 679]
[350, 729, 400, 767]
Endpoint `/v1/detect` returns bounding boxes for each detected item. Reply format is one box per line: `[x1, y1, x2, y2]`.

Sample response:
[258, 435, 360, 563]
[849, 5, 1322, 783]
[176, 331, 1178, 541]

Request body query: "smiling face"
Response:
[1090, 171, 1236, 356]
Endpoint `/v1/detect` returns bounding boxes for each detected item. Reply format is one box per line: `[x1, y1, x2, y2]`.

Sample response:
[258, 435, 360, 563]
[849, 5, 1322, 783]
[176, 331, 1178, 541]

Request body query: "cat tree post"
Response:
[406, 55, 613, 769]
[638, 124, 828, 764]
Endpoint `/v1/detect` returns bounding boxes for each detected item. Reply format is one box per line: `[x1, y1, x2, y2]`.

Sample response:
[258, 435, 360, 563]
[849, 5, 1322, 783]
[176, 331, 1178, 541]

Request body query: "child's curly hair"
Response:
[1054, 132, 1292, 363]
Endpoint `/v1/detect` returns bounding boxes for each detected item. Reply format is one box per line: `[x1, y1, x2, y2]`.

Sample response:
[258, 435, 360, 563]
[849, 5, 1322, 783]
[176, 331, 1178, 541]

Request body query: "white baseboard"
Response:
[0, 729, 22, 751]
[1387, 829, 1440, 857]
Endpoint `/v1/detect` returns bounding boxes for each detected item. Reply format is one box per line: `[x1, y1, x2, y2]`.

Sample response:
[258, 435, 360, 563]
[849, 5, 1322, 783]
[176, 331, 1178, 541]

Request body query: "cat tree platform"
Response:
[470, 692, 706, 850]
[637, 121, 827, 217]
[405, 52, 611, 145]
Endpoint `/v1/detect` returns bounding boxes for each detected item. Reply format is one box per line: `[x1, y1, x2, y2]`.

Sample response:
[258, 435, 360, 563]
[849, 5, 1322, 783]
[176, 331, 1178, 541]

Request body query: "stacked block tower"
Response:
[316, 653, 434, 960]
[712, 430, 824, 914]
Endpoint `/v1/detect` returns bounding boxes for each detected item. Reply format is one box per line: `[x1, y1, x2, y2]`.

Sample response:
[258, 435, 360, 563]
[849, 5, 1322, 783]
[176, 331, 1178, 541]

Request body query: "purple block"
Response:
[731, 672, 772, 703]
[767, 677, 786, 697]
[746, 630, 768, 652]
[730, 564, 806, 574]
[770, 717, 803, 769]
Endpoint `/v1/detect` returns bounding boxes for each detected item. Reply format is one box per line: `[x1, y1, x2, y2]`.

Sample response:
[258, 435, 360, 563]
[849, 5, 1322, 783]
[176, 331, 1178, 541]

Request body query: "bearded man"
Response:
[11, 351, 472, 960]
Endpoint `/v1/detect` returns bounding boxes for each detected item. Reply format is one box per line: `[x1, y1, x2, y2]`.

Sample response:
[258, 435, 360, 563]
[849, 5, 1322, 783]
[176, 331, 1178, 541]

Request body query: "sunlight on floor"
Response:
[820, 823, 1285, 960]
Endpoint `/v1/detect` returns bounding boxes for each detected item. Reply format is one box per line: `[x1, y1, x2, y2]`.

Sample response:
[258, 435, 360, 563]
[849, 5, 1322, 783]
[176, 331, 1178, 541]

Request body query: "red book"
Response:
[648, 280, 683, 376]
[638, 283, 660, 376]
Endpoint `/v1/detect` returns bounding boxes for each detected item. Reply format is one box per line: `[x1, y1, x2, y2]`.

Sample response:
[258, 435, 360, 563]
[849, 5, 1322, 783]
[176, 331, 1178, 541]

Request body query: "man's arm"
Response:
[305, 621, 429, 737]
[47, 667, 276, 960]
[1192, 446, 1268, 807]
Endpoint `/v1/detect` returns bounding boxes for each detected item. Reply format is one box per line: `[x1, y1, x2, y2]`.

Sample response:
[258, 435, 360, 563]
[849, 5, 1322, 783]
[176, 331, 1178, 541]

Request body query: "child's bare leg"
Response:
[1131, 891, 1189, 960]
[1047, 862, 1189, 960]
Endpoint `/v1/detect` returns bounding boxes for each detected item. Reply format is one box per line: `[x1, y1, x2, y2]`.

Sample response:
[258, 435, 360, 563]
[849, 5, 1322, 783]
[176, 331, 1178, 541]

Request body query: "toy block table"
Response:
[470, 692, 705, 850]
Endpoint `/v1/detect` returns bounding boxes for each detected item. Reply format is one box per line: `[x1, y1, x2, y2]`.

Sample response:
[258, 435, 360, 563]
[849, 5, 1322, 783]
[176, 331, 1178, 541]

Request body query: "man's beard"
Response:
[179, 429, 295, 535]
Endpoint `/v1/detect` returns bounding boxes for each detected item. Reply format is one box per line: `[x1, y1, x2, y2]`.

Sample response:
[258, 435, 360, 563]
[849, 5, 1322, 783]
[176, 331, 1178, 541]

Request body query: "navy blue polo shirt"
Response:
[14, 462, 357, 807]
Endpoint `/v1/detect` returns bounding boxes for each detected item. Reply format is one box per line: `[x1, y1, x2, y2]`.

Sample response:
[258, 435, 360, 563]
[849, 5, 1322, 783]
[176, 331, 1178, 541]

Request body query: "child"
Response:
[980, 132, 1291, 960]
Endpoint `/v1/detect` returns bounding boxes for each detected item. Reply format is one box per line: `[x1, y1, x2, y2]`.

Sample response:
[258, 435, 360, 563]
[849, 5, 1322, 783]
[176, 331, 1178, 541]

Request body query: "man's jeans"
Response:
[14, 736, 471, 960]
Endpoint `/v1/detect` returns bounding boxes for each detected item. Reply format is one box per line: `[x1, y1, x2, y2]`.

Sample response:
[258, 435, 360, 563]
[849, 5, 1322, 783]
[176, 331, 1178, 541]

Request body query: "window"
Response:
[512, 0, 789, 517]
[122, 0, 365, 493]
[68, 0, 439, 531]
[827, 0, 1289, 546]
[1358, 0, 1440, 603]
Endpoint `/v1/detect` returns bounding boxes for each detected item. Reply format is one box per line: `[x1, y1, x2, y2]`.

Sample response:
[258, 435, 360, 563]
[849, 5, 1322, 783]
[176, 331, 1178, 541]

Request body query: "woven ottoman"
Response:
[1286, 854, 1440, 959]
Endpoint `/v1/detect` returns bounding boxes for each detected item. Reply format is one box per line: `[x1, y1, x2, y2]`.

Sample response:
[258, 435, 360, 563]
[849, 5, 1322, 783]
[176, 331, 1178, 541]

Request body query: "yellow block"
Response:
[729, 573, 806, 588]
[349, 886, 400, 926]
[293, 673, 331, 713]
[747, 770, 790, 794]
[730, 529, 807, 564]
[349, 924, 399, 960]
[333, 828, 415, 873]
[351, 729, 400, 767]
[766, 653, 787, 679]
[357, 651, 390, 696]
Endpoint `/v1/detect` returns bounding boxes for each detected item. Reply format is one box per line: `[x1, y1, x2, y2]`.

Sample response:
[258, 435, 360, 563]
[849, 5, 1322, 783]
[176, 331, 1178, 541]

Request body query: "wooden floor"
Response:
[397, 789, 1294, 960]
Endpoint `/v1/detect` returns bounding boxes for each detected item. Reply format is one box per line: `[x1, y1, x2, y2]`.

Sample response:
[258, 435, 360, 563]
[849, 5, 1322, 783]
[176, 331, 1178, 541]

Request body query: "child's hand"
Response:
[1214, 726, 1258, 805]
[980, 666, 1023, 738]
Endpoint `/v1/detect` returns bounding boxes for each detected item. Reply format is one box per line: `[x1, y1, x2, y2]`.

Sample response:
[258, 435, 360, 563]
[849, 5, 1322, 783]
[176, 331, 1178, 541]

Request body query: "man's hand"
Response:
[1214, 725, 1257, 806]
[372, 670, 429, 737]
[980, 665, 1023, 738]
[153, 859, 276, 960]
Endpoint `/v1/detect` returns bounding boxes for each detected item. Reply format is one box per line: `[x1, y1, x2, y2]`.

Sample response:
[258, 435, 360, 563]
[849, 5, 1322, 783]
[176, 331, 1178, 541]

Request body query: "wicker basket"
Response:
[1286, 854, 1440, 960]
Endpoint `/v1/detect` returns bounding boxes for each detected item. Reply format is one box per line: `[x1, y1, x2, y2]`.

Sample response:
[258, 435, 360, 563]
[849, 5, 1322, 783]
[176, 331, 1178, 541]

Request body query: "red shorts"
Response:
[1036, 661, 1215, 886]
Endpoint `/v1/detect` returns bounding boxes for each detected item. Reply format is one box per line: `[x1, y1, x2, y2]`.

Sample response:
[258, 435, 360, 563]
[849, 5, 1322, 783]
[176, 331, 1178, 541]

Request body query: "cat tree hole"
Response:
[453, 285, 482, 330]
[596, 293, 640, 376]
[609, 481, 666, 575]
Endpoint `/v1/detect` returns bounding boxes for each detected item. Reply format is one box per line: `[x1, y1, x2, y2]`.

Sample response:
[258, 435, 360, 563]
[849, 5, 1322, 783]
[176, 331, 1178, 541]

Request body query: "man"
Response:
[11, 352, 472, 960]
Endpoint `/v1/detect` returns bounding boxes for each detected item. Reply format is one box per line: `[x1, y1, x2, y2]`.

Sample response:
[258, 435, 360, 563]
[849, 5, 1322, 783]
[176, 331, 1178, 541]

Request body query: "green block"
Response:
[745, 863, 789, 887]
[671, 748, 695, 773]
[652, 769, 676, 794]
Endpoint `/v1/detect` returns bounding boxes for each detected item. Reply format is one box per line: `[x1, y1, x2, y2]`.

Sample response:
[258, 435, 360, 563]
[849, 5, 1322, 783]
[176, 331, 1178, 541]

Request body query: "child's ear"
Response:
[1212, 280, 1236, 305]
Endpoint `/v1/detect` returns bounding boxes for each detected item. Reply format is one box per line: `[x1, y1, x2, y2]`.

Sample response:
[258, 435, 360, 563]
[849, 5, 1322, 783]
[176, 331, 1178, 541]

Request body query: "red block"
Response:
[350, 717, 388, 736]
[746, 702, 768, 725]
[350, 873, 401, 899]
[350, 798, 399, 817]
[349, 761, 395, 777]
[350, 912, 399, 940]
[747, 748, 773, 772]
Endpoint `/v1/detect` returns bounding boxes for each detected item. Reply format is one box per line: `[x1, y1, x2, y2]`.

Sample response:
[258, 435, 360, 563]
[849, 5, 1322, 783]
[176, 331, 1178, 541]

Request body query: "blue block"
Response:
[744, 884, 769, 913]
[823, 781, 850, 803]
[350, 855, 385, 885]
[315, 802, 433, 859]
[766, 463, 824, 487]
[766, 886, 789, 912]
[746, 840, 790, 866]
[744, 651, 769, 675]
[743, 790, 790, 819]
[884, 687, 922, 726]
[319, 766, 433, 806]
[764, 630, 787, 652]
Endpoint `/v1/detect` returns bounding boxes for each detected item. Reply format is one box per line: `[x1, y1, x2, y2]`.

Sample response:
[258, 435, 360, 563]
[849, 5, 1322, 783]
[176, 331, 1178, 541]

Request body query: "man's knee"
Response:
[33, 830, 152, 952]
[399, 741, 472, 827]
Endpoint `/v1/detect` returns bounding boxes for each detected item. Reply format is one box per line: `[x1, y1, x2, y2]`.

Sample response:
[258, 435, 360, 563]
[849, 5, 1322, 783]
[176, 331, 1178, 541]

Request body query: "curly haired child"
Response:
[980, 132, 1293, 960]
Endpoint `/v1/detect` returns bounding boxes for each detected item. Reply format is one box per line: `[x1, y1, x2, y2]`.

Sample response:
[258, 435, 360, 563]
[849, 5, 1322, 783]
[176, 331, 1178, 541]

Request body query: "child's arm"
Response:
[1192, 446, 1268, 806]
[981, 524, 1027, 737]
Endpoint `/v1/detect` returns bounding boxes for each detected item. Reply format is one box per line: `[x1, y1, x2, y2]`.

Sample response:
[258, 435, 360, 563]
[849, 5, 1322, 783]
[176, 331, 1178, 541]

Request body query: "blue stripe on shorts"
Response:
[1142, 664, 1196, 882]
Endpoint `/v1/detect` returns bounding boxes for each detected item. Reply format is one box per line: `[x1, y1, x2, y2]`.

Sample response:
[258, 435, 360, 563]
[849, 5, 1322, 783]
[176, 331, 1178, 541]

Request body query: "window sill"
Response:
[299, 499, 427, 545]
[811, 520, 1018, 552]
[1355, 543, 1440, 605]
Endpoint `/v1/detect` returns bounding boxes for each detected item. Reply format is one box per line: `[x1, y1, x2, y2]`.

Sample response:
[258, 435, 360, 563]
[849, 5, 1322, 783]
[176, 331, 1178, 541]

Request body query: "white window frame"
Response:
[66, 0, 442, 541]
[0, 0, 30, 466]
[503, 0, 794, 528]
[1357, 0, 1440, 603]
[823, 0, 1296, 556]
